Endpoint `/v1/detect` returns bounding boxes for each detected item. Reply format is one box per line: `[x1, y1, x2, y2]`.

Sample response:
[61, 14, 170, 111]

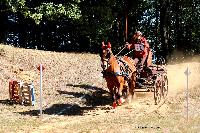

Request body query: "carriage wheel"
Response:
[162, 75, 168, 98]
[154, 77, 162, 105]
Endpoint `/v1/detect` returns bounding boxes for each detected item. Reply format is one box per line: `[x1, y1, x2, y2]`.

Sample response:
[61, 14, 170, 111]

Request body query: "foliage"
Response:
[0, 0, 199, 58]
[6, 0, 81, 24]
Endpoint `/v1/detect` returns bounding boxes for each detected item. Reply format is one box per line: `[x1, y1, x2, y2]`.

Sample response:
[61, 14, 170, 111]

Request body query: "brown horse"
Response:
[100, 41, 136, 108]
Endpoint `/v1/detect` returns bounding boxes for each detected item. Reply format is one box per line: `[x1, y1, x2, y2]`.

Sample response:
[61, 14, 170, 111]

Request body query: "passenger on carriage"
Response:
[125, 31, 152, 69]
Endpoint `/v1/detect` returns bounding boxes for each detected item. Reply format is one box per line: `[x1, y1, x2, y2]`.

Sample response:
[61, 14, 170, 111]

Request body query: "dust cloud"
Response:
[167, 58, 200, 97]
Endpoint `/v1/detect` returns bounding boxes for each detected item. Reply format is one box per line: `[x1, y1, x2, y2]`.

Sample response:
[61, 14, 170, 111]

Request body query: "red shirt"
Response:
[127, 37, 149, 58]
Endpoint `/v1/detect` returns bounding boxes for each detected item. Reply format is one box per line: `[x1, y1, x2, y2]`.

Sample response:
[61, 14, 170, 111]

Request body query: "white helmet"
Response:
[136, 31, 142, 36]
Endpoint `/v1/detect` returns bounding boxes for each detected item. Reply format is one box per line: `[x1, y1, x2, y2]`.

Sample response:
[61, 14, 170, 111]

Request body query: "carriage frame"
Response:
[133, 57, 168, 105]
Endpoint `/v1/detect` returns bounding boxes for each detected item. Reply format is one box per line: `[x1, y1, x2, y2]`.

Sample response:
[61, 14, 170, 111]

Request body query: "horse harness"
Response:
[102, 59, 132, 80]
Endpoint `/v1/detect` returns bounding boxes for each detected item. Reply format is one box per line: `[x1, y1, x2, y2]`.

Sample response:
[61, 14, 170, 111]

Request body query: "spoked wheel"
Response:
[162, 74, 168, 98]
[154, 77, 162, 105]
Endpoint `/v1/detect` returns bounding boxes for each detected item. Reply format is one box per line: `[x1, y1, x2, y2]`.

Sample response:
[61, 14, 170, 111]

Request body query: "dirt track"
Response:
[32, 61, 200, 133]
[0, 44, 200, 132]
[30, 58, 200, 133]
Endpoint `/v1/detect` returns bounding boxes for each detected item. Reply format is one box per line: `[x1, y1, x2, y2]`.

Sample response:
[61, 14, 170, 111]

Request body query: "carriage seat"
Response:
[148, 64, 166, 75]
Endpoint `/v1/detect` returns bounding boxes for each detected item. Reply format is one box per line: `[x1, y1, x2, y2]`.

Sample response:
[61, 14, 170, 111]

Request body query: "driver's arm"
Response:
[125, 42, 133, 50]
[141, 38, 149, 49]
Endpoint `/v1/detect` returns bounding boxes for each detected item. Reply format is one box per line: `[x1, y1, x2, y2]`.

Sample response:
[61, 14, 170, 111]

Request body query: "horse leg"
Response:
[107, 82, 117, 109]
[113, 93, 117, 109]
[117, 80, 125, 105]
[127, 72, 136, 103]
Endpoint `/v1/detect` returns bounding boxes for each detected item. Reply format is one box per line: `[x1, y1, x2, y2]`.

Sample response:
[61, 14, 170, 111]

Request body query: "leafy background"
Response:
[0, 0, 200, 61]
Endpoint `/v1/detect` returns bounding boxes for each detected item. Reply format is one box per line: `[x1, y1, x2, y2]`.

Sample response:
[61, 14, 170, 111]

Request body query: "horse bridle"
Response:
[101, 48, 112, 71]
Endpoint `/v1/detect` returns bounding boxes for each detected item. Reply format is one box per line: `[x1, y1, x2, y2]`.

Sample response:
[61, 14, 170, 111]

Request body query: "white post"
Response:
[39, 64, 43, 116]
[186, 70, 188, 121]
[184, 67, 191, 121]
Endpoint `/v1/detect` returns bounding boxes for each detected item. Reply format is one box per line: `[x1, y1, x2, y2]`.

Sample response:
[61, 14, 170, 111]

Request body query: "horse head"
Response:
[101, 41, 113, 70]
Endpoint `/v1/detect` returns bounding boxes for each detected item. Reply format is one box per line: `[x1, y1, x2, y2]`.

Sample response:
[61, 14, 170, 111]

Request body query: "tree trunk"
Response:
[175, 0, 181, 50]
[154, 0, 159, 57]
[159, 0, 169, 60]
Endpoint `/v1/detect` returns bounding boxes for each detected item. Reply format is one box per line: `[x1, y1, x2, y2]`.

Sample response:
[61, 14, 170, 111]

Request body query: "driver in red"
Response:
[125, 31, 150, 67]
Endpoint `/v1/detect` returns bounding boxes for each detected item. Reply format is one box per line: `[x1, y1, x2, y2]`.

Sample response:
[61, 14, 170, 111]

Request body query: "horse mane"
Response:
[108, 52, 122, 73]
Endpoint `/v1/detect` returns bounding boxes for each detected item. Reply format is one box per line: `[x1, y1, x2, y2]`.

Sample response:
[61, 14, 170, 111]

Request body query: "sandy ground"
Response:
[0, 44, 200, 132]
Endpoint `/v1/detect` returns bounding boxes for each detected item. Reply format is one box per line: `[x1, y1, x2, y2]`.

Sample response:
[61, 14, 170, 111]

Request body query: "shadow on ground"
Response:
[17, 84, 112, 116]
[17, 102, 111, 116]
[17, 104, 85, 116]
[0, 99, 17, 105]
[65, 83, 107, 92]
[57, 89, 111, 107]
[60, 83, 111, 107]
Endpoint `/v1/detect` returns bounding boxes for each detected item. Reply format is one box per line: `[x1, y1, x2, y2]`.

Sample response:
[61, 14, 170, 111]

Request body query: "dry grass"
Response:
[0, 43, 200, 133]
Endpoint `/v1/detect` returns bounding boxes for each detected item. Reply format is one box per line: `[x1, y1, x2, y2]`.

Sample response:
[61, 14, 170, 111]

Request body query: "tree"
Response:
[0, 0, 199, 57]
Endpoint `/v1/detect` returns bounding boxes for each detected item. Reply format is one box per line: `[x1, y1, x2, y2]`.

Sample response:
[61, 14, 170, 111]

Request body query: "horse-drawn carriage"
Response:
[134, 59, 168, 105]
[100, 41, 168, 108]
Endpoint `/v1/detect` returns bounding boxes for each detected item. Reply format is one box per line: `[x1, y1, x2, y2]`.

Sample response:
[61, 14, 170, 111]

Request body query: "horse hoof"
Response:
[113, 102, 117, 109]
[118, 98, 125, 105]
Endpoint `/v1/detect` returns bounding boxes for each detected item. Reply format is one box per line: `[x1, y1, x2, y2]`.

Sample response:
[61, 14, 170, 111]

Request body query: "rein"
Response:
[101, 53, 129, 77]
[114, 44, 134, 57]
[115, 46, 126, 57]
[101, 44, 134, 78]
[123, 49, 134, 56]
